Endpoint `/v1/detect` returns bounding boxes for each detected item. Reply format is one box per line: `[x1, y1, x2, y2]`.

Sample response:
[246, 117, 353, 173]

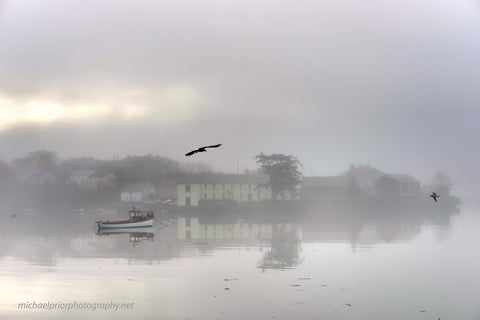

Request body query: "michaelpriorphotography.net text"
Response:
[17, 301, 134, 312]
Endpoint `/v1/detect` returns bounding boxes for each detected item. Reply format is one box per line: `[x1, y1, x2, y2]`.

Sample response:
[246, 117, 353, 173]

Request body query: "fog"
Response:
[1, 0, 480, 190]
[1, 0, 480, 319]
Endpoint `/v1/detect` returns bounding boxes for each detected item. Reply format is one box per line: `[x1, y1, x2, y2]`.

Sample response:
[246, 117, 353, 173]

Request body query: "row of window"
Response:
[202, 193, 253, 200]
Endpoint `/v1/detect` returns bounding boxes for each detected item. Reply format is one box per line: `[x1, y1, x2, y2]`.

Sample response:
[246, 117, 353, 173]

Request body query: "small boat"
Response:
[95, 207, 153, 229]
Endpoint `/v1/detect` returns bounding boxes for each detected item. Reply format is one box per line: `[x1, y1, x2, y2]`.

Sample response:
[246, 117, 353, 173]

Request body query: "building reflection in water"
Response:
[177, 217, 275, 241]
[176, 197, 459, 268]
[177, 216, 304, 269]
[0, 200, 459, 267]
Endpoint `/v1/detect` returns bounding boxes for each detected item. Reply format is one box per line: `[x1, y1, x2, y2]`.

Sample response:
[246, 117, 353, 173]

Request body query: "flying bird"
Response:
[430, 192, 439, 203]
[185, 144, 222, 156]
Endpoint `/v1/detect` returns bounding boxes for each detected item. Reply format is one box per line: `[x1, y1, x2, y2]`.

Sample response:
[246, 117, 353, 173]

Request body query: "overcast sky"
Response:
[1, 0, 479, 188]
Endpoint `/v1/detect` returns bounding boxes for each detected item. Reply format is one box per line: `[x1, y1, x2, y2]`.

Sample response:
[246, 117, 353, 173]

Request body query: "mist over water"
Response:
[1, 200, 479, 319]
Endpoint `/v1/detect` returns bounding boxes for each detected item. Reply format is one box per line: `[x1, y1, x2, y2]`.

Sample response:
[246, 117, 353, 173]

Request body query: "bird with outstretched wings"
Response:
[185, 144, 222, 156]
[430, 192, 439, 203]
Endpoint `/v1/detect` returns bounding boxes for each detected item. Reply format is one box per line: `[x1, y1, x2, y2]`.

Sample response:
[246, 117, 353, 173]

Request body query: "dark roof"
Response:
[340, 165, 385, 189]
[303, 176, 348, 188]
[388, 174, 419, 183]
[157, 180, 180, 188]
[179, 173, 269, 184]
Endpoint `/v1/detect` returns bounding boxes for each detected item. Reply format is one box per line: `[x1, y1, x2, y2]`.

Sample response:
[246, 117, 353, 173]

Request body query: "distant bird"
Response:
[430, 192, 439, 203]
[185, 144, 222, 156]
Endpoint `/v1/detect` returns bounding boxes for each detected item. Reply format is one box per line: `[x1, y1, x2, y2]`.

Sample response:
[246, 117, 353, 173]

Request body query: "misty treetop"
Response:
[0, 150, 213, 209]
[12, 150, 58, 171]
[430, 170, 453, 197]
[7, 151, 211, 186]
[255, 153, 303, 200]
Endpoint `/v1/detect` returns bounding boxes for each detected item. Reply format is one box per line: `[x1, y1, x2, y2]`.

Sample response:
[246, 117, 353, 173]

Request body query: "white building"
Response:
[121, 183, 157, 203]
[177, 173, 271, 207]
[69, 169, 95, 187]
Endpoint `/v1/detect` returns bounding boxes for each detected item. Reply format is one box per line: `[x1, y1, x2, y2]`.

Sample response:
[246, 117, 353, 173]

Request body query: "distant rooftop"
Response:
[341, 164, 385, 177]
[179, 173, 269, 184]
[303, 176, 348, 188]
[388, 174, 419, 183]
[340, 164, 385, 189]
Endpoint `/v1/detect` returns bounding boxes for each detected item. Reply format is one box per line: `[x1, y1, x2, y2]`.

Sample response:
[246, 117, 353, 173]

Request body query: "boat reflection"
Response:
[95, 226, 154, 242]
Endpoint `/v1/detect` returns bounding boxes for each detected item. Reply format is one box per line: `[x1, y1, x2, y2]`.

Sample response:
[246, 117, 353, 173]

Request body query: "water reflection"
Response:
[95, 227, 154, 243]
[258, 224, 303, 270]
[1, 200, 474, 320]
[177, 216, 303, 269]
[0, 200, 460, 265]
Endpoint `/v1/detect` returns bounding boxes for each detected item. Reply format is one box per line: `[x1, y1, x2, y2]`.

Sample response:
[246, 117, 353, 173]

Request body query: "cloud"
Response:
[0, 0, 479, 186]
[0, 83, 206, 129]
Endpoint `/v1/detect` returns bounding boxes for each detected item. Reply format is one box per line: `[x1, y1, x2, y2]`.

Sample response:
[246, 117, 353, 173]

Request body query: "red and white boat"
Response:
[95, 207, 154, 229]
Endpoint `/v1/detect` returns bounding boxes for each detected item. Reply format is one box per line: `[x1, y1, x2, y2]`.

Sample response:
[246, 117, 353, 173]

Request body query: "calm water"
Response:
[1, 202, 479, 320]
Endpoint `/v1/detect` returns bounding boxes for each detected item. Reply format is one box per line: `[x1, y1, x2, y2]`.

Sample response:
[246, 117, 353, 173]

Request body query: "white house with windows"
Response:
[177, 173, 271, 207]
[121, 183, 157, 203]
[69, 169, 96, 188]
